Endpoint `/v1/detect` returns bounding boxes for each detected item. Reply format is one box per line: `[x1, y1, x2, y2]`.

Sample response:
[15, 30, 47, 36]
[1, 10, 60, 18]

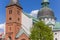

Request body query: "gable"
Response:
[16, 33, 29, 40]
[16, 28, 29, 38]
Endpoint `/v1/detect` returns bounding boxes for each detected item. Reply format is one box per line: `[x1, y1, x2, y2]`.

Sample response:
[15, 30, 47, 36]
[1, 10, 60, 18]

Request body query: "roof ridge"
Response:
[23, 12, 39, 22]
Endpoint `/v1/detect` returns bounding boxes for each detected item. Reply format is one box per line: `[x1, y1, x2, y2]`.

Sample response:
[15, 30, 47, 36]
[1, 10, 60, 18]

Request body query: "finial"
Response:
[12, 0, 17, 3]
[43, 0, 49, 2]
[9, 0, 19, 5]
[12, 0, 18, 4]
[41, 0, 49, 7]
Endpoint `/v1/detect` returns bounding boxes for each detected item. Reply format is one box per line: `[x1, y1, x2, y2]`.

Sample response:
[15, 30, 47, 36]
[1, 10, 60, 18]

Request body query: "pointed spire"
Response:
[41, 0, 49, 7]
[12, 0, 18, 3]
[6, 0, 22, 9]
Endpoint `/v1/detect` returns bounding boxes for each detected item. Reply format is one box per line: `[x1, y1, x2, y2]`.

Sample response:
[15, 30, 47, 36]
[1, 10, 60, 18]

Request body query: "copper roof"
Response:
[37, 7, 55, 19]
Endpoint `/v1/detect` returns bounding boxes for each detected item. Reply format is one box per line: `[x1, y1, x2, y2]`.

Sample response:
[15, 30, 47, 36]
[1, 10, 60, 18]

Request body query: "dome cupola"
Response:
[37, 0, 56, 20]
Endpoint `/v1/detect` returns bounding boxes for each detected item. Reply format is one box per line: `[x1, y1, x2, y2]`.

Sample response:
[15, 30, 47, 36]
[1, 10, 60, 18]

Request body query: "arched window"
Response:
[18, 18, 20, 21]
[55, 38, 57, 40]
[21, 39, 25, 40]
[9, 10, 12, 14]
[8, 36, 12, 40]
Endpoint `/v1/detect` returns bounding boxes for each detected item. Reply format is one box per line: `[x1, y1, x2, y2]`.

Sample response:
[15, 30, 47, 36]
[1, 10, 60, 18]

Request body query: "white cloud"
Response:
[0, 23, 5, 29]
[30, 10, 39, 18]
[0, 23, 5, 34]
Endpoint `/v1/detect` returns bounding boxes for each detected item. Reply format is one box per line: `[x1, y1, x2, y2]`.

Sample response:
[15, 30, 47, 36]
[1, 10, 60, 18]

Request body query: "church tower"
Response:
[37, 0, 56, 28]
[5, 0, 22, 40]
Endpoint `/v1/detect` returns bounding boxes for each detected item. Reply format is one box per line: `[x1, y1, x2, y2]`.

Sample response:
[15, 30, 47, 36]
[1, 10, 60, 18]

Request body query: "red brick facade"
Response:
[5, 5, 29, 40]
[16, 33, 29, 40]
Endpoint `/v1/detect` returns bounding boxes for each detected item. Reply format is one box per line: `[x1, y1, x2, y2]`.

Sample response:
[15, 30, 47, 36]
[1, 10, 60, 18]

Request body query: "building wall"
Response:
[41, 18, 55, 29]
[5, 5, 22, 40]
[21, 13, 32, 33]
[53, 31, 60, 40]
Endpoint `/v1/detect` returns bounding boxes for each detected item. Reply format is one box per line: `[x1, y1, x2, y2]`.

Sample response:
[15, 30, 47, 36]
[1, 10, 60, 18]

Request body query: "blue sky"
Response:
[0, 0, 60, 24]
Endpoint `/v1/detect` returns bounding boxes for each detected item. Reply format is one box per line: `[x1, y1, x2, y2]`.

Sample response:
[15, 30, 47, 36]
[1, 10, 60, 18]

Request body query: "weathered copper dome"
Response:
[37, 0, 56, 19]
[37, 7, 55, 19]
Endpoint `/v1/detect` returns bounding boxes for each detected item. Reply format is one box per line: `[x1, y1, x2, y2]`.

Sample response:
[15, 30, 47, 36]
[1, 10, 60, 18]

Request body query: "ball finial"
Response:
[12, 0, 18, 4]
[43, 0, 49, 2]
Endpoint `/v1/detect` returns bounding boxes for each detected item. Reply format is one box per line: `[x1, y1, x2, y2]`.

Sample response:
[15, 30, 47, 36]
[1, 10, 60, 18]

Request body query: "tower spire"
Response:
[9, 0, 20, 5]
[41, 0, 49, 7]
[6, 0, 22, 9]
[11, 0, 18, 4]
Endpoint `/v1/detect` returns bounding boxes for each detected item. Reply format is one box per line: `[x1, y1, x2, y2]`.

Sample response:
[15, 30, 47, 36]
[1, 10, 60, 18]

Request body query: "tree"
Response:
[30, 21, 53, 40]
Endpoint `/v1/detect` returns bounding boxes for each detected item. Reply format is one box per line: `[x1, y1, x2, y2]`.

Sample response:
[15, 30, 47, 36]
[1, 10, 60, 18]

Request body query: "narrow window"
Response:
[17, 11, 20, 15]
[18, 18, 20, 21]
[8, 36, 12, 40]
[10, 27, 11, 30]
[9, 10, 12, 14]
[55, 38, 57, 40]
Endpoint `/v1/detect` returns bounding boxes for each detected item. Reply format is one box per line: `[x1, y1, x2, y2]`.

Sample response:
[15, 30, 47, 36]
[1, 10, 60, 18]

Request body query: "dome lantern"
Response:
[41, 0, 49, 7]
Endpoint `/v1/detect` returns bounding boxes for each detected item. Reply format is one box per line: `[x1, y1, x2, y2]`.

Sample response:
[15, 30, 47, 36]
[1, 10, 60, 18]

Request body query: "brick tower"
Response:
[5, 0, 22, 40]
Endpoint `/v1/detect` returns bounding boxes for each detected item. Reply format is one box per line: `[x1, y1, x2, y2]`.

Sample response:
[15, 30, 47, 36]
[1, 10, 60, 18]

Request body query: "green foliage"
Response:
[30, 21, 53, 40]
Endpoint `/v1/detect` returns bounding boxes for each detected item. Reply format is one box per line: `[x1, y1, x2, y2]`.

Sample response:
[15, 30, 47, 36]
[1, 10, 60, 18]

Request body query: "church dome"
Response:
[37, 0, 56, 19]
[37, 7, 55, 19]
